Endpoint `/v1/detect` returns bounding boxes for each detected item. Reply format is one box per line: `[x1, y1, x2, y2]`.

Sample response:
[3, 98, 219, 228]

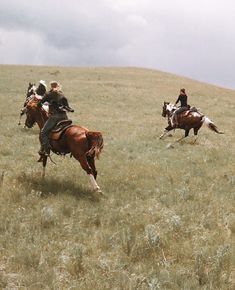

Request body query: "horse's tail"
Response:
[85, 131, 104, 159]
[202, 116, 224, 134]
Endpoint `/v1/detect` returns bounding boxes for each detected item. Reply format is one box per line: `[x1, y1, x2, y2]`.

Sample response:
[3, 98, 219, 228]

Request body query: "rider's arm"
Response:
[61, 97, 74, 112]
[37, 93, 50, 107]
[175, 95, 180, 105]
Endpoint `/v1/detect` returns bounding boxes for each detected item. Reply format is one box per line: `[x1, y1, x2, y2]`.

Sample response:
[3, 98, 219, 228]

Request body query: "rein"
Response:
[39, 107, 48, 125]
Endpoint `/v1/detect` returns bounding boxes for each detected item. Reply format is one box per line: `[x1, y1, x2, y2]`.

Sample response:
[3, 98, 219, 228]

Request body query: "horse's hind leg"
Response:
[176, 129, 190, 142]
[75, 155, 101, 192]
[87, 156, 97, 179]
[193, 128, 199, 143]
[42, 156, 48, 178]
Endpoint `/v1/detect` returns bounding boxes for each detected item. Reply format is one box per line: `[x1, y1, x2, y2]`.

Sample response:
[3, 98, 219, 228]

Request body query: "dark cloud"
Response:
[0, 0, 235, 88]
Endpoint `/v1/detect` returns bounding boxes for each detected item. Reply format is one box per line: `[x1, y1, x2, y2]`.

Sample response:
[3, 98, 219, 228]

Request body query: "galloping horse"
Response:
[18, 83, 37, 125]
[25, 96, 104, 192]
[160, 101, 223, 141]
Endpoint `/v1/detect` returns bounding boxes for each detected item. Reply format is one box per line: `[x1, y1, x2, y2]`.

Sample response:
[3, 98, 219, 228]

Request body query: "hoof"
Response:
[166, 143, 174, 149]
[95, 187, 102, 193]
[95, 188, 105, 196]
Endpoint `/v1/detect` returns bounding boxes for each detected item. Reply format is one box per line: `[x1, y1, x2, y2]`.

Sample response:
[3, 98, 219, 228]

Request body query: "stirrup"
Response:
[38, 149, 50, 157]
[37, 155, 44, 162]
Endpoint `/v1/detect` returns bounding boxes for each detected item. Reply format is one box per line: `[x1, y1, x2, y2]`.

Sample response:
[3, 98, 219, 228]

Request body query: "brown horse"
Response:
[160, 102, 223, 141]
[25, 96, 104, 192]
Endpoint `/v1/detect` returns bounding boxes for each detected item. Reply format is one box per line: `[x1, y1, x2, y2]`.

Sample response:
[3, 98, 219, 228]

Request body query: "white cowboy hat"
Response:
[39, 80, 47, 87]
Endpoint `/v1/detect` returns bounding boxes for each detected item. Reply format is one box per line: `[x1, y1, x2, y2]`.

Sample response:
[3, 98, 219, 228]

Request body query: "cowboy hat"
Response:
[50, 81, 61, 91]
[39, 80, 47, 87]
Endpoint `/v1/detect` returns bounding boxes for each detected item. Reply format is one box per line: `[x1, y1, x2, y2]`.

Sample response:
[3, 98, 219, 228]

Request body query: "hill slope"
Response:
[0, 65, 234, 289]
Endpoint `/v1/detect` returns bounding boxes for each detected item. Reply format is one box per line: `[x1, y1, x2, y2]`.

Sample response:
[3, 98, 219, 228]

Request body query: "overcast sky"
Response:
[0, 0, 235, 89]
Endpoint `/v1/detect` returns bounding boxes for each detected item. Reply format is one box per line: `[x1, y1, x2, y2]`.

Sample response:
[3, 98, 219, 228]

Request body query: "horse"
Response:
[160, 101, 223, 141]
[24, 96, 104, 193]
[18, 82, 37, 126]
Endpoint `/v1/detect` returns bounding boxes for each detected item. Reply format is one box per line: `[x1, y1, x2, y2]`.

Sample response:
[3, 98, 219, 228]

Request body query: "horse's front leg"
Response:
[159, 125, 173, 139]
[18, 109, 26, 125]
[18, 113, 22, 125]
[159, 130, 169, 139]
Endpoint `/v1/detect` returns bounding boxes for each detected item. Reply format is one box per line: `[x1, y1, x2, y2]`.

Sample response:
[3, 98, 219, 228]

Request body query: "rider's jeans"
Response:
[41, 112, 68, 148]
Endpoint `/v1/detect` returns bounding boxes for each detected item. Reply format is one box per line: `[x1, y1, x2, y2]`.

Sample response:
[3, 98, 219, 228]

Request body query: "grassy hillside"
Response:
[0, 65, 234, 289]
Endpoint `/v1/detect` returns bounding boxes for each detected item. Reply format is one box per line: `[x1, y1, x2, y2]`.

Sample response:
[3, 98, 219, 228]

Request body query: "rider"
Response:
[36, 80, 47, 97]
[172, 88, 190, 127]
[38, 81, 74, 156]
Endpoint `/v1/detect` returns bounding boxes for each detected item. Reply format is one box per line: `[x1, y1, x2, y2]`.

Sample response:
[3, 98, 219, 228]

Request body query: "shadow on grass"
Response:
[17, 172, 102, 203]
[177, 137, 200, 145]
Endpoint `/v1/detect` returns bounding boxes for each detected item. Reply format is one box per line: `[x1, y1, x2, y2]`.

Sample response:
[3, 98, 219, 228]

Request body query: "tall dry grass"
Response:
[0, 65, 234, 289]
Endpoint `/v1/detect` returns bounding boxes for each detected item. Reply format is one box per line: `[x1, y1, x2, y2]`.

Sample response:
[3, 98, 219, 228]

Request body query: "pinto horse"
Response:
[160, 102, 223, 141]
[18, 82, 37, 125]
[25, 96, 104, 193]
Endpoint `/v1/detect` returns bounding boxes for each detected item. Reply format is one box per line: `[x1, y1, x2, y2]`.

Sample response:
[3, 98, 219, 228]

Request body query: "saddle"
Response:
[49, 119, 73, 140]
[188, 106, 199, 113]
[183, 106, 199, 117]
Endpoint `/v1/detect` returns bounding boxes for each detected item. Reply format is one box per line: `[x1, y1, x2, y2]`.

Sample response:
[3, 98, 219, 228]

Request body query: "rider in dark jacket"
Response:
[172, 88, 190, 127]
[175, 88, 188, 107]
[38, 81, 74, 156]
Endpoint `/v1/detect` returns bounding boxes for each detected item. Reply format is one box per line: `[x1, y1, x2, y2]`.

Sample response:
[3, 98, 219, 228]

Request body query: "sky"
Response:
[0, 0, 235, 89]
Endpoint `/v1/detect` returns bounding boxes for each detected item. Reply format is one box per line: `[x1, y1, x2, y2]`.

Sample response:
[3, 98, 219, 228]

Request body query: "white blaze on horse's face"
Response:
[27, 85, 37, 99]
[166, 103, 175, 113]
[29, 85, 36, 94]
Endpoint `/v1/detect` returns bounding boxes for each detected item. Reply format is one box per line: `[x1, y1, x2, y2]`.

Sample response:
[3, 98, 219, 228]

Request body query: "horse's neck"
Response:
[167, 110, 174, 117]
[26, 93, 34, 101]
[36, 108, 48, 129]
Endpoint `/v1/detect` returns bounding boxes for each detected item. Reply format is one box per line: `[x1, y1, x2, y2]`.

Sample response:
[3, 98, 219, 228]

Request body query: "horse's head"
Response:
[25, 96, 48, 128]
[162, 101, 176, 117]
[26, 83, 36, 99]
[24, 97, 39, 128]
[162, 101, 170, 117]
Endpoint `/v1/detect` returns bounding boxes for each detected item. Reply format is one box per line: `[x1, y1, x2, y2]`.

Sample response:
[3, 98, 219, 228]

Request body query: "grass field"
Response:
[0, 64, 234, 289]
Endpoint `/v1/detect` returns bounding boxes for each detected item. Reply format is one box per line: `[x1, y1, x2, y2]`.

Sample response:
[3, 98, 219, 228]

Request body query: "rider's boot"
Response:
[38, 143, 50, 159]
